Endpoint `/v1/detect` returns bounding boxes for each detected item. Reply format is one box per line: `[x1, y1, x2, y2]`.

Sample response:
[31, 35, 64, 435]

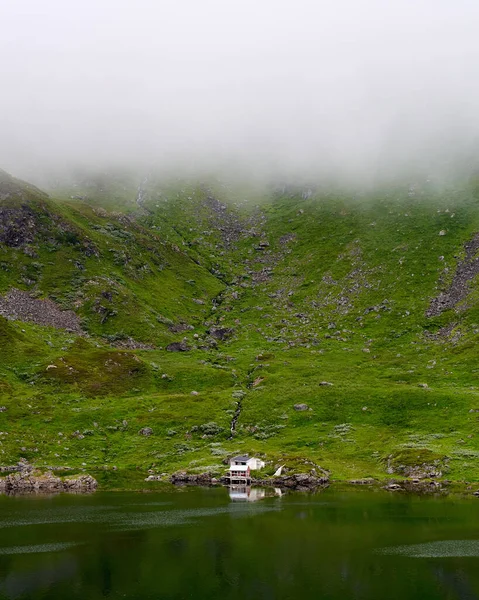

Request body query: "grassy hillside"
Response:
[2, 168, 479, 485]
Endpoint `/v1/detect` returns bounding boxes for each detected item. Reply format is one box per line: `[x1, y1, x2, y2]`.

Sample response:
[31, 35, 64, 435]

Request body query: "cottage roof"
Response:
[231, 455, 249, 463]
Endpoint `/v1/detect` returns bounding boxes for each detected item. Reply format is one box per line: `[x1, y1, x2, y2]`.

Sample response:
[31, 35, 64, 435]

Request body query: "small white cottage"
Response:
[230, 455, 265, 470]
[226, 455, 265, 483]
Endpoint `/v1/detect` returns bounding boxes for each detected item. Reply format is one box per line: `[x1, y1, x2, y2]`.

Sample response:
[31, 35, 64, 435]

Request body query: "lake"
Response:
[0, 487, 478, 599]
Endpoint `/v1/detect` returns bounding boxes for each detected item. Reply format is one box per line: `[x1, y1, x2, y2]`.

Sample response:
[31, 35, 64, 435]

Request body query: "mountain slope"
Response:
[2, 170, 479, 484]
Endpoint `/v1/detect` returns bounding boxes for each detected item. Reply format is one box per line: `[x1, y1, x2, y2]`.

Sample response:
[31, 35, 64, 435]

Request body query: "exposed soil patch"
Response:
[427, 232, 479, 316]
[0, 289, 82, 332]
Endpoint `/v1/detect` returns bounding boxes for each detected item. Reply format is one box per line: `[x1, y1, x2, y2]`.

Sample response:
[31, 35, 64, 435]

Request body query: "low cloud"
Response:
[1, 0, 479, 184]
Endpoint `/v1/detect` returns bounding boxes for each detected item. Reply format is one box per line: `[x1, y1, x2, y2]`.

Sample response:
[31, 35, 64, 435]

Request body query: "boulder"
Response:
[166, 342, 191, 352]
[384, 483, 402, 491]
[208, 328, 233, 341]
[145, 475, 162, 482]
[294, 403, 309, 411]
[139, 427, 153, 436]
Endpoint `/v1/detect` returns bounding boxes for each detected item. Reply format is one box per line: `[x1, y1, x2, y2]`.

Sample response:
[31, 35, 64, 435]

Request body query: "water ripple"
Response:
[377, 540, 479, 558]
[0, 542, 79, 555]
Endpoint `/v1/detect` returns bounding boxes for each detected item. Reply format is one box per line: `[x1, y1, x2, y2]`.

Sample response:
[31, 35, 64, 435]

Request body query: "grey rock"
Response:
[170, 471, 215, 486]
[0, 466, 97, 495]
[385, 483, 402, 491]
[139, 427, 153, 436]
[208, 328, 234, 341]
[166, 342, 190, 352]
[268, 473, 329, 490]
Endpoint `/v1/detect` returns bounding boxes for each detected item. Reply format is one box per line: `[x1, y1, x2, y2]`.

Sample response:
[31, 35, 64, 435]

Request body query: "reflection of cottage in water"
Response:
[229, 486, 266, 502]
[226, 455, 266, 484]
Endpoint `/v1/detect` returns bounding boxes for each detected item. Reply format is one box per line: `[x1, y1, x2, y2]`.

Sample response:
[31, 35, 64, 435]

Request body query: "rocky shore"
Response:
[254, 473, 329, 491]
[0, 462, 97, 495]
[383, 479, 444, 493]
[168, 471, 219, 486]
[159, 470, 329, 491]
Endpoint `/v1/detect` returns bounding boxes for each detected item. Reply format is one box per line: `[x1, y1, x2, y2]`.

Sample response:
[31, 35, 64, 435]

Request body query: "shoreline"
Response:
[1, 460, 479, 497]
[1, 473, 479, 498]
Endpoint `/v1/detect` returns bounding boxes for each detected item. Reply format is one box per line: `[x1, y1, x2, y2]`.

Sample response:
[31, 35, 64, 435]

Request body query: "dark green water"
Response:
[0, 487, 479, 599]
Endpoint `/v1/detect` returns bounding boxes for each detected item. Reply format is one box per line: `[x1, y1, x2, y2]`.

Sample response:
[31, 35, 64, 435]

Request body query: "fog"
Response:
[1, 0, 479, 184]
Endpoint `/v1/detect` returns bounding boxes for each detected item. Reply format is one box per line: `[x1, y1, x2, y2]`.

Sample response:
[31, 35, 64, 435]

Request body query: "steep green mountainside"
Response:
[2, 168, 479, 484]
[0, 169, 224, 344]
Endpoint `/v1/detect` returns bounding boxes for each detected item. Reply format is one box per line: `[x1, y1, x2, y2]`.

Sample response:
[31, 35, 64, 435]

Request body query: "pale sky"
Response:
[1, 0, 479, 182]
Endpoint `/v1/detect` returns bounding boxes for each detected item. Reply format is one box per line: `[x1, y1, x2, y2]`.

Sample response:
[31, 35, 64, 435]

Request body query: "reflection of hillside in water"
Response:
[1, 489, 479, 599]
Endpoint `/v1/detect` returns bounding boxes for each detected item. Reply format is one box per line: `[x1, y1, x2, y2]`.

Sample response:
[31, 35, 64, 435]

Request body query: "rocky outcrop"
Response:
[208, 327, 233, 341]
[169, 323, 194, 334]
[0, 205, 39, 247]
[384, 450, 446, 480]
[0, 465, 97, 494]
[169, 471, 217, 486]
[256, 473, 329, 491]
[384, 479, 443, 493]
[396, 464, 443, 479]
[166, 341, 191, 352]
[62, 475, 98, 492]
[427, 232, 479, 317]
[203, 192, 246, 249]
